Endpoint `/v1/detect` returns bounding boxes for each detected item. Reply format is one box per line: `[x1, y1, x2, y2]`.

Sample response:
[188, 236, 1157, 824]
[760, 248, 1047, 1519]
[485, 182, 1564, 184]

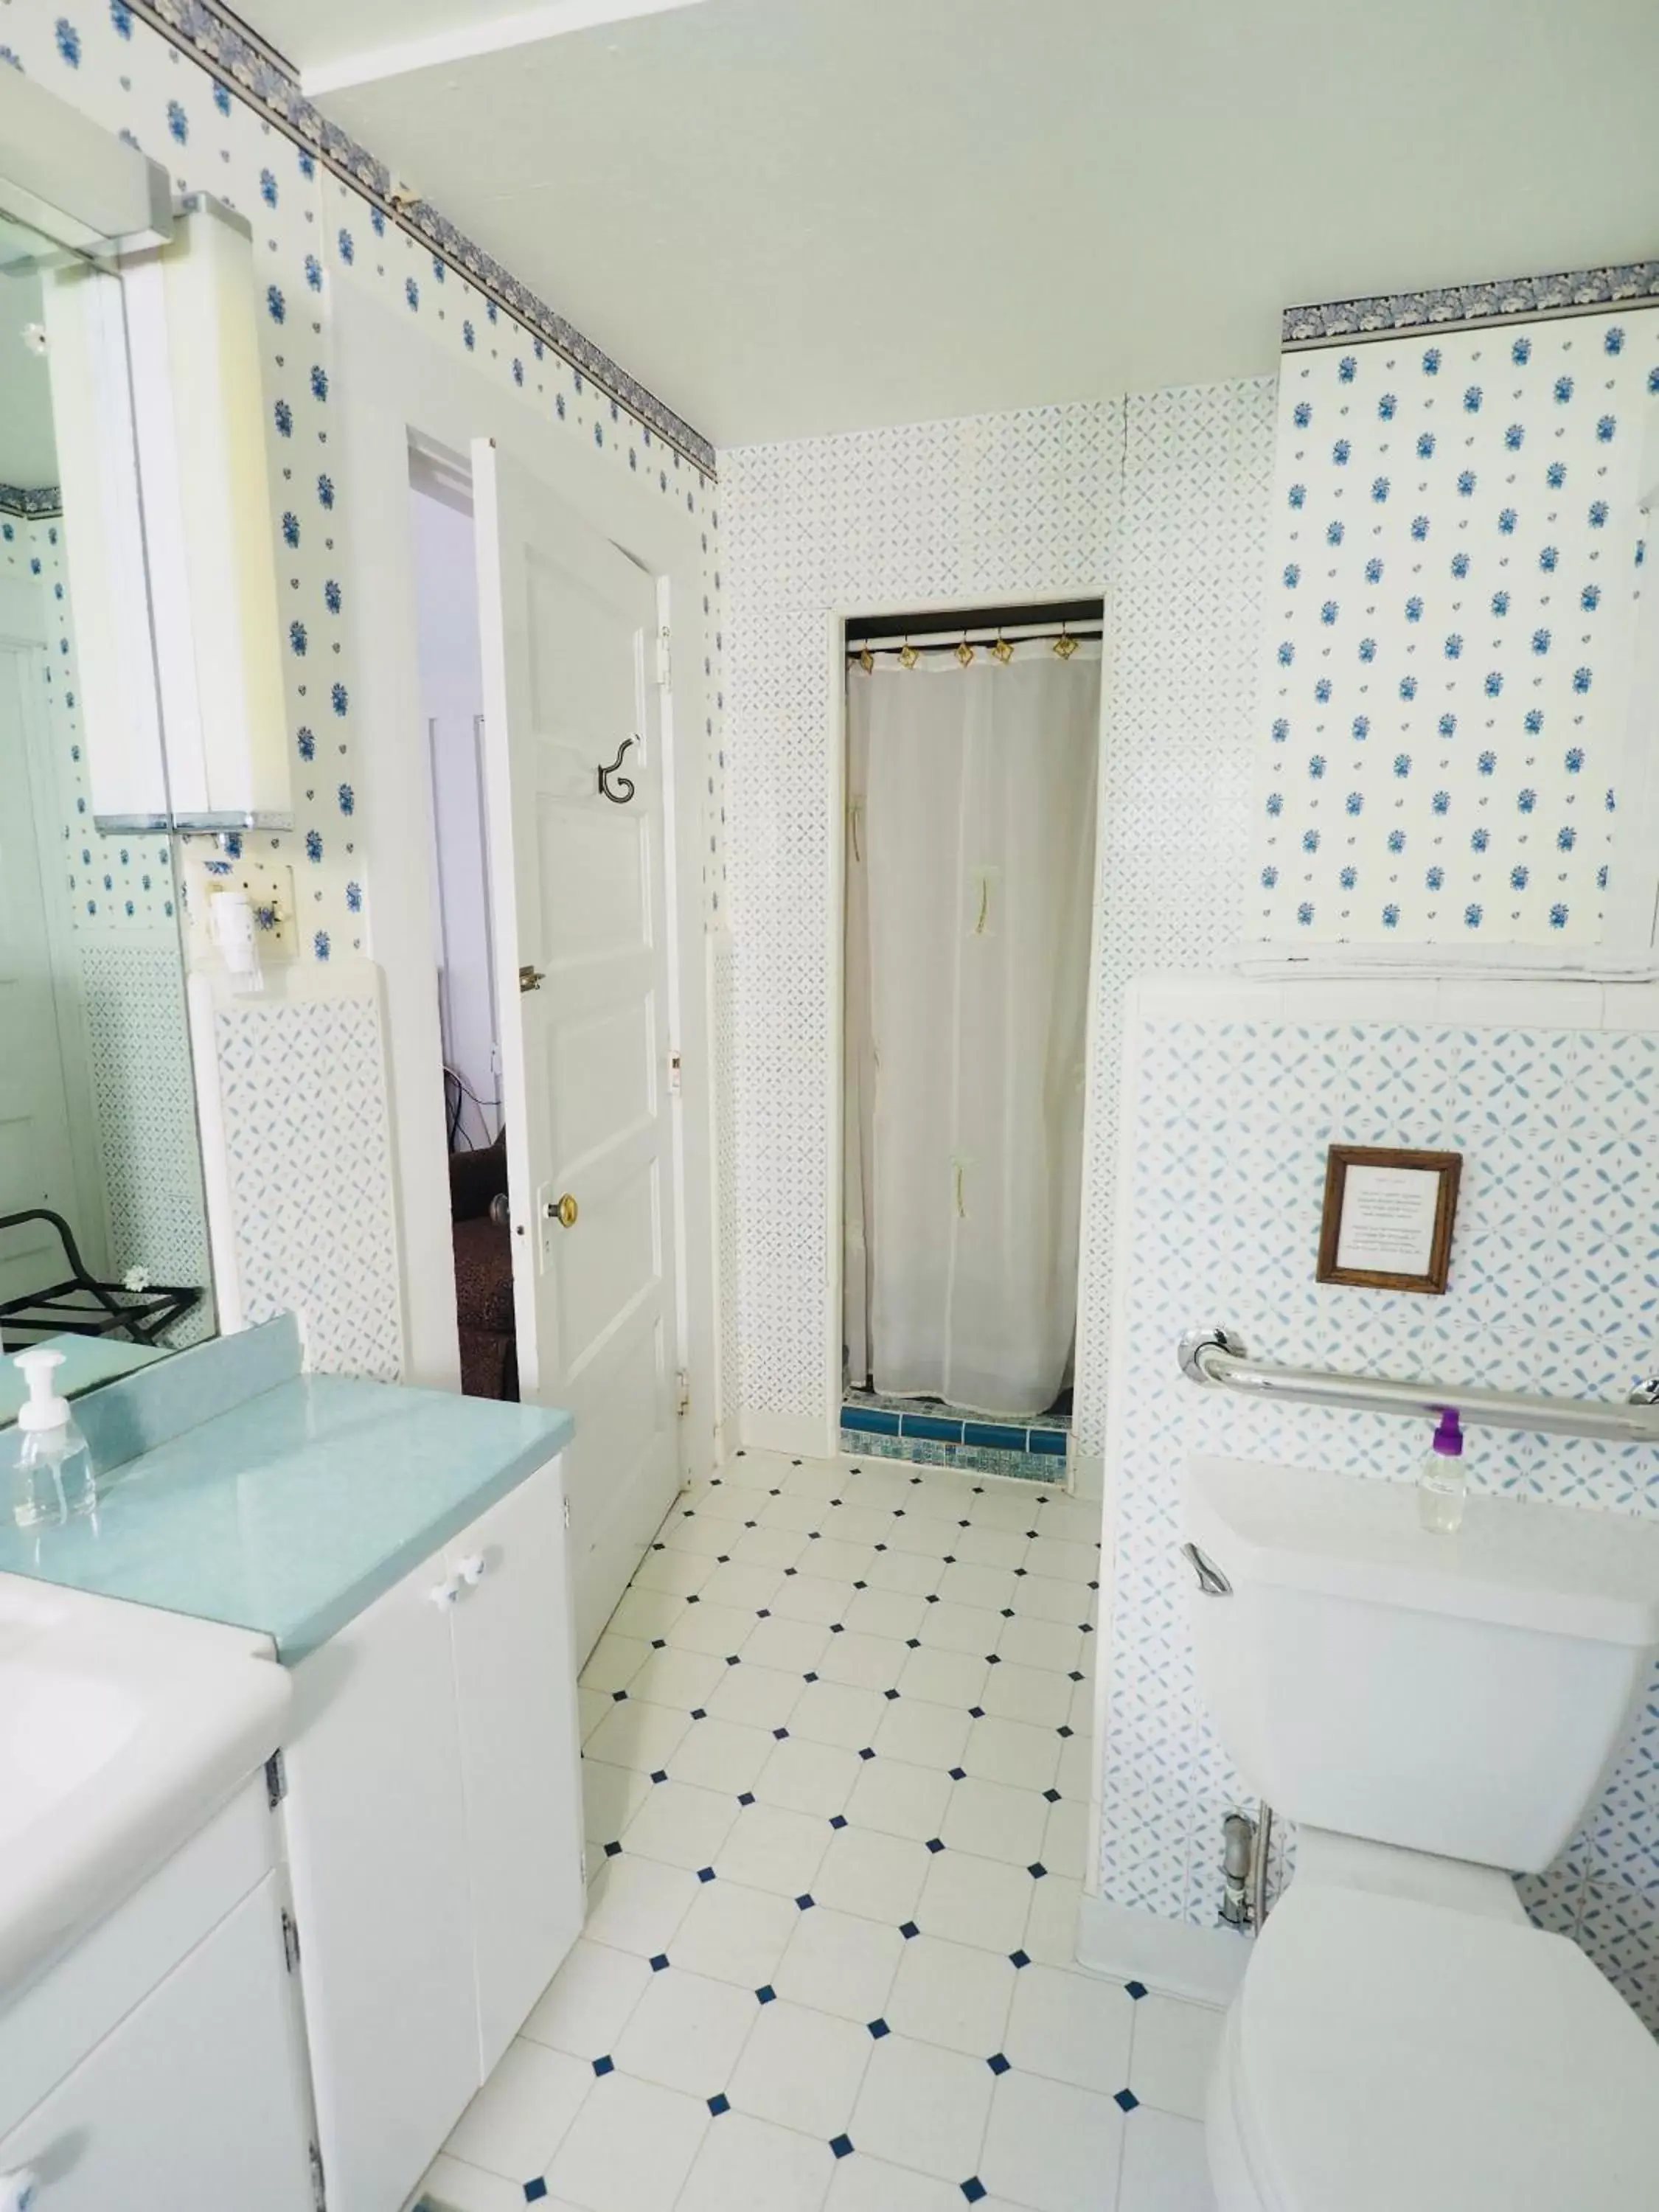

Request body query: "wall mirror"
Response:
[0, 96, 218, 1420]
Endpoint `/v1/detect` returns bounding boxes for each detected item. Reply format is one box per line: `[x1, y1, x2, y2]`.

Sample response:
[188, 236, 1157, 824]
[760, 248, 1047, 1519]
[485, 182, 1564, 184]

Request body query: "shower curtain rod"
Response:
[845, 618, 1103, 653]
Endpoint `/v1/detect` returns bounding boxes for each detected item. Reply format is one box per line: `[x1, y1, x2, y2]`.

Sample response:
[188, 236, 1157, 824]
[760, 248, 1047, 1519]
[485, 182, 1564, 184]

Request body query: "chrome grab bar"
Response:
[1178, 1325, 1659, 1444]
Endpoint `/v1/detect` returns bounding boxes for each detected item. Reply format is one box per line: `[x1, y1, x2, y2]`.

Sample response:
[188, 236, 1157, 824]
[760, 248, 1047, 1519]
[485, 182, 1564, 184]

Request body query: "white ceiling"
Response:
[0, 270, 57, 487]
[243, 0, 1659, 449]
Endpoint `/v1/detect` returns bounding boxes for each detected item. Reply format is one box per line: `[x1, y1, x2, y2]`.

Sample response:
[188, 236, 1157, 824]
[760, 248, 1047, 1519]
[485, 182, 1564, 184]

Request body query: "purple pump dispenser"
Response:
[1420, 1408, 1466, 1531]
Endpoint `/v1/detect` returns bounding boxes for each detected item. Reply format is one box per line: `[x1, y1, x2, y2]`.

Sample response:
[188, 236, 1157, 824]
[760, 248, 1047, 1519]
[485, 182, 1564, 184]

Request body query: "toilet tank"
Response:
[1183, 1455, 1659, 1871]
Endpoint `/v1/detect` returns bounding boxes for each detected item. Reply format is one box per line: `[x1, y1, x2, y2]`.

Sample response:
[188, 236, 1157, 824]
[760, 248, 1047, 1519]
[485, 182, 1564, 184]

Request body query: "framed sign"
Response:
[1316, 1145, 1462, 1295]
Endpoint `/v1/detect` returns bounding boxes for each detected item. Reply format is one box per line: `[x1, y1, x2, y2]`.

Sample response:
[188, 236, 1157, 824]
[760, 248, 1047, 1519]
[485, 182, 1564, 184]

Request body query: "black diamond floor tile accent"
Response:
[830, 2135, 854, 2159]
[961, 2180, 987, 2202]
[649, 1953, 669, 1972]
[756, 1985, 776, 2003]
[1114, 2089, 1138, 2112]
[592, 2055, 613, 2077]
[867, 2018, 889, 2038]
[987, 2052, 1010, 2075]
[925, 1837, 945, 1854]
[1125, 1980, 1148, 2000]
[524, 2180, 548, 2203]
[697, 1866, 716, 1883]
[708, 2093, 729, 2115]
[796, 1893, 815, 1910]
[948, 1767, 967, 1781]
[1028, 1863, 1048, 1879]
[650, 1770, 668, 1784]
[603, 1840, 622, 1857]
[1009, 1949, 1030, 1967]
[1043, 1788, 1061, 1804]
[900, 1921, 919, 1939]
[737, 1791, 756, 1806]
[830, 1813, 849, 1829]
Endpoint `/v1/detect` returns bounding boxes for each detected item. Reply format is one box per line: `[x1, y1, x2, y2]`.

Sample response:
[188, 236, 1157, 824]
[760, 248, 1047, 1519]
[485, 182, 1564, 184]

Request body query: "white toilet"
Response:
[1183, 1453, 1659, 2211]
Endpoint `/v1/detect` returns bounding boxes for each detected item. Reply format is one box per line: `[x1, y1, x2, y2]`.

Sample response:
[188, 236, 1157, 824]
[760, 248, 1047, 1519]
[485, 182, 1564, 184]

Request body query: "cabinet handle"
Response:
[456, 1553, 487, 1586]
[428, 1575, 461, 1608]
[0, 2169, 41, 2212]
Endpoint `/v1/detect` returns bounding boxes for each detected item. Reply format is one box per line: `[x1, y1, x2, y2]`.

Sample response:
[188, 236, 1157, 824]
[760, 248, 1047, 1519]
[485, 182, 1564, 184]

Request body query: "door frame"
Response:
[815, 589, 1115, 1487]
[334, 284, 717, 1486]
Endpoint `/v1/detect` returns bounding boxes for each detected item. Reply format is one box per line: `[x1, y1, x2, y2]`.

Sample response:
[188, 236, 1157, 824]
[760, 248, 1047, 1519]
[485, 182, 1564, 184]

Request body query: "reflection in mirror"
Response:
[0, 223, 215, 1419]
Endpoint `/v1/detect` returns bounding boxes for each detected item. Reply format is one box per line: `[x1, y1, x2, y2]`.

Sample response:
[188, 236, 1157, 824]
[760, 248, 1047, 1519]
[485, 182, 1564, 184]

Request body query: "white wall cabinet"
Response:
[0, 1871, 314, 2212]
[282, 1458, 583, 2211]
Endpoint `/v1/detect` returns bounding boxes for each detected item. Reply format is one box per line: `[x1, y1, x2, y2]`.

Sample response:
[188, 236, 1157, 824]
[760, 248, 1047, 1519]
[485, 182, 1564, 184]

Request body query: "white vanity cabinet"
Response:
[0, 1784, 315, 2212]
[280, 1458, 584, 2212]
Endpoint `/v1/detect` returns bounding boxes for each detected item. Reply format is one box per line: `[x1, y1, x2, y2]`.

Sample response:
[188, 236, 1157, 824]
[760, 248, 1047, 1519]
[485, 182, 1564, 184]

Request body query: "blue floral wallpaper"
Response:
[0, 0, 725, 961]
[1248, 309, 1659, 945]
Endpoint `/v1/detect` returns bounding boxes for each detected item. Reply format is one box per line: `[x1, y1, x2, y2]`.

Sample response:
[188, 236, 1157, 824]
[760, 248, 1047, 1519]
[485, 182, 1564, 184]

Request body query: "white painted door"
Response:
[473, 440, 681, 1660]
[0, 637, 89, 1308]
[0, 1874, 313, 2211]
[446, 1460, 585, 2073]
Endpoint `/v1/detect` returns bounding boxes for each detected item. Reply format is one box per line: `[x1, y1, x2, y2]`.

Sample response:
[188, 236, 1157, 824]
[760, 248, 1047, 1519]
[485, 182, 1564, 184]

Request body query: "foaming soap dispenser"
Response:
[1418, 1407, 1465, 1534]
[10, 1346, 96, 1527]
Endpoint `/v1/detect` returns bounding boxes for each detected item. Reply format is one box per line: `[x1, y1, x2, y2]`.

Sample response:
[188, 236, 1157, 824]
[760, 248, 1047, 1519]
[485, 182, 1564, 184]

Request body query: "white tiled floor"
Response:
[419, 1449, 1222, 2212]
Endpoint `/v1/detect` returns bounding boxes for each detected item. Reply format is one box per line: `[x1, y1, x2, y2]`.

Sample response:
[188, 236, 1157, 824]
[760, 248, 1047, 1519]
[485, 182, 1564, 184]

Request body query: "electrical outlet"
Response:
[179, 844, 296, 964]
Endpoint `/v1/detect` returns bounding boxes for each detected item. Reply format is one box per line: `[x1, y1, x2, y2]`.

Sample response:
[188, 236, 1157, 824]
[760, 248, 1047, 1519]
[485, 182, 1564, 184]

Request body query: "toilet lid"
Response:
[1237, 1885, 1659, 2212]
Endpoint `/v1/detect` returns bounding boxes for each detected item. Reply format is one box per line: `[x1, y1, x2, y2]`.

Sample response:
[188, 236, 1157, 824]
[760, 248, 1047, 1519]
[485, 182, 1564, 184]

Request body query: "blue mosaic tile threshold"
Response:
[839, 1393, 1068, 1484]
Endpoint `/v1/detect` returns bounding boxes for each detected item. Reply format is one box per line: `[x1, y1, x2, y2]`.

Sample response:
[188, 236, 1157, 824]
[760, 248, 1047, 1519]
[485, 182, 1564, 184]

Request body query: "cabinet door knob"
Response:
[428, 1575, 461, 1607]
[456, 1553, 487, 1586]
[0, 2168, 41, 2212]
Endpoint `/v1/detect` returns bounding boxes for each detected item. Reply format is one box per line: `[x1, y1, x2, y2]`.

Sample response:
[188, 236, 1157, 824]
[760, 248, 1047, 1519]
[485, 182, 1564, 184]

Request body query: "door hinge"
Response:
[518, 963, 545, 993]
[562, 1493, 571, 1529]
[309, 2140, 327, 2212]
[668, 1048, 683, 1096]
[282, 1907, 302, 1974]
[677, 1368, 691, 1418]
[265, 1749, 287, 1807]
[655, 626, 672, 687]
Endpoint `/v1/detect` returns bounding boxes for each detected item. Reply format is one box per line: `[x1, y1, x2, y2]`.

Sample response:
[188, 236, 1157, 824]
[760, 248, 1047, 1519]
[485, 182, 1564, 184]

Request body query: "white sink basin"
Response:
[0, 1574, 291, 1997]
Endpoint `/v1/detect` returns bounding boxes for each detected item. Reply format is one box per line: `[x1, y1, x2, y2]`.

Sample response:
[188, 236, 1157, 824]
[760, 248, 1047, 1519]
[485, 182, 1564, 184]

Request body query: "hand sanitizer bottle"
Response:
[1418, 1408, 1465, 1534]
[10, 1347, 97, 1527]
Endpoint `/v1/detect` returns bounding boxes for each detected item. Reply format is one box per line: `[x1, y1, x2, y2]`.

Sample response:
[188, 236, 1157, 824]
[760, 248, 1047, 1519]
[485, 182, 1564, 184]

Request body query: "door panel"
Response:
[0, 1876, 313, 2212]
[283, 1557, 476, 2212]
[473, 442, 681, 1660]
[446, 1461, 584, 2076]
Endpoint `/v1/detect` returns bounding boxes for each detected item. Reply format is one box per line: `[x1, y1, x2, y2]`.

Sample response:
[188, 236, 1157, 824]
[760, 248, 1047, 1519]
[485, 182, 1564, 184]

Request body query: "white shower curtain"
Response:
[844, 639, 1101, 1419]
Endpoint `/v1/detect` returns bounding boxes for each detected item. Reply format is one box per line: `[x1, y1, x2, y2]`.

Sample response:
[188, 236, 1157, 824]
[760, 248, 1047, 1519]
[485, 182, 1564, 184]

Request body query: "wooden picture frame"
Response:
[1316, 1145, 1462, 1295]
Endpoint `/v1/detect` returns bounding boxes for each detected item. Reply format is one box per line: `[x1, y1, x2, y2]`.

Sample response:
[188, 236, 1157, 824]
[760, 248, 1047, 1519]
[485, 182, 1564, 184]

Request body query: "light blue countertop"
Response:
[0, 1362, 573, 1662]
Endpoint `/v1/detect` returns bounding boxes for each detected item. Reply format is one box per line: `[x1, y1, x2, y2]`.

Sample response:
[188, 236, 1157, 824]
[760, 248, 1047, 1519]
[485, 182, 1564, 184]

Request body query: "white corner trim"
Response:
[1074, 1891, 1249, 2008]
[739, 1408, 839, 1461]
[184, 970, 245, 1338]
[302, 0, 711, 96]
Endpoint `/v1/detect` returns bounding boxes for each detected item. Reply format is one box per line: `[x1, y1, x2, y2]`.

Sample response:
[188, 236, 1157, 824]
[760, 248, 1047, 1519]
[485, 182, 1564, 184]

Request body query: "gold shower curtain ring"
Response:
[858, 646, 874, 673]
[898, 634, 919, 669]
[1053, 623, 1079, 660]
[990, 628, 1014, 664]
[954, 628, 975, 667]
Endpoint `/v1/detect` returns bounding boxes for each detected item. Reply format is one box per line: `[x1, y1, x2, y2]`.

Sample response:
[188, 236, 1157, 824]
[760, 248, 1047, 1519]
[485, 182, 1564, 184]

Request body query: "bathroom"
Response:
[1, 2, 1657, 2208]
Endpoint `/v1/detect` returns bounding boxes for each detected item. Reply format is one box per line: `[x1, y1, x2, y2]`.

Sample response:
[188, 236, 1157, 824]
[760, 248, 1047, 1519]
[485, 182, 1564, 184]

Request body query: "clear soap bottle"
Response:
[1418, 1408, 1465, 1534]
[10, 1346, 97, 1528]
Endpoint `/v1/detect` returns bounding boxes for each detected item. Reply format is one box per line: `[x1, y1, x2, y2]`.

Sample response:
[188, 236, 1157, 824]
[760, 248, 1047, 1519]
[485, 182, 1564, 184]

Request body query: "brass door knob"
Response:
[546, 1193, 578, 1228]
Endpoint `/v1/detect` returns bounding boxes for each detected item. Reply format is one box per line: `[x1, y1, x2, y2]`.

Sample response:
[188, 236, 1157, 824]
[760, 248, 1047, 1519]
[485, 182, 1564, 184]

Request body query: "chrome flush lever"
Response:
[1180, 1541, 1232, 1597]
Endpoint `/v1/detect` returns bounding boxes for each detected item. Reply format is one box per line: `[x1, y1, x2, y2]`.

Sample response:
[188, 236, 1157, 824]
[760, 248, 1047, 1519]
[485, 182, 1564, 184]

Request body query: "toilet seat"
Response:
[1217, 1882, 1659, 2211]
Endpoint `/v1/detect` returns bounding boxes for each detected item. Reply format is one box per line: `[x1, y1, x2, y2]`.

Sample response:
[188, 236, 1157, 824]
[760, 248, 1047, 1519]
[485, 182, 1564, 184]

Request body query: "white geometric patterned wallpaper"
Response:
[80, 941, 215, 1344]
[717, 384, 1273, 1441]
[1099, 983, 1659, 2031]
[1248, 311, 1659, 945]
[213, 992, 402, 1378]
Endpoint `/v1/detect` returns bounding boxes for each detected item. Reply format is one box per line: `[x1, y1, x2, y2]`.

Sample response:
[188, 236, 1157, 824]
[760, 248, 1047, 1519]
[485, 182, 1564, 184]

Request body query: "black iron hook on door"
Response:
[597, 734, 639, 804]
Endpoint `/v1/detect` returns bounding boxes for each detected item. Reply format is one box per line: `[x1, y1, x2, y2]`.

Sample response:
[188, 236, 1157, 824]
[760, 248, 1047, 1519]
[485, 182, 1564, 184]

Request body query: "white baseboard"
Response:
[1074, 1891, 1251, 2007]
[737, 1408, 837, 1460]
